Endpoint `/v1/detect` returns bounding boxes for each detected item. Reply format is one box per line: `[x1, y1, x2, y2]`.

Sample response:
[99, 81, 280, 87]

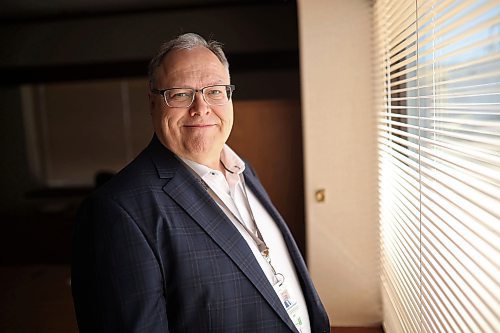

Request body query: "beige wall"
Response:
[298, 0, 381, 326]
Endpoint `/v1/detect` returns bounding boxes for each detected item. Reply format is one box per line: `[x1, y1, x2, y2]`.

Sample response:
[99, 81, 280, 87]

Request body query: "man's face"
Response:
[149, 47, 233, 166]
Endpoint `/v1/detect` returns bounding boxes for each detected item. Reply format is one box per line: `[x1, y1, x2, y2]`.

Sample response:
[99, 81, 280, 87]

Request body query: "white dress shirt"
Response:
[180, 145, 311, 333]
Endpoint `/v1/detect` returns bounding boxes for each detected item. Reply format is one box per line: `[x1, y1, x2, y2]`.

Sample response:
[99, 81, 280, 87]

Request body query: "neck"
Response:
[185, 154, 224, 173]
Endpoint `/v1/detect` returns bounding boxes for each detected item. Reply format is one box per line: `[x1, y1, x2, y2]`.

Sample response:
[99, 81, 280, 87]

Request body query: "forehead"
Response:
[156, 47, 229, 87]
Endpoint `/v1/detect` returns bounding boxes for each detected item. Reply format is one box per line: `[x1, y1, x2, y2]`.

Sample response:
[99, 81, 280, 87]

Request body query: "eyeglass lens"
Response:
[165, 85, 232, 107]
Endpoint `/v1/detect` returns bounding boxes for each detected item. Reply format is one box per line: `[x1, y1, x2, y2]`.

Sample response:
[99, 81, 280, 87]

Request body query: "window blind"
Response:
[373, 0, 500, 332]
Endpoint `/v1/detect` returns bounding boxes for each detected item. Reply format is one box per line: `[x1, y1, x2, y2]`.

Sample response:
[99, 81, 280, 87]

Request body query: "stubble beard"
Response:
[183, 131, 220, 157]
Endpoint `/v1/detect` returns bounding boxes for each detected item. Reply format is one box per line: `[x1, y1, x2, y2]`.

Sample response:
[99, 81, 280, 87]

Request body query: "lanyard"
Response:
[183, 161, 306, 333]
[210, 175, 268, 254]
[184, 161, 283, 282]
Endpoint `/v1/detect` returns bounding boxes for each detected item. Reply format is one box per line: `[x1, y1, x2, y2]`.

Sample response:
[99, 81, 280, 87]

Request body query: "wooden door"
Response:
[228, 99, 306, 256]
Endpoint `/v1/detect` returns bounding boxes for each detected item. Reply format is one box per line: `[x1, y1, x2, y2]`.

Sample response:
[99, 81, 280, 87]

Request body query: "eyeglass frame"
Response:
[150, 84, 236, 108]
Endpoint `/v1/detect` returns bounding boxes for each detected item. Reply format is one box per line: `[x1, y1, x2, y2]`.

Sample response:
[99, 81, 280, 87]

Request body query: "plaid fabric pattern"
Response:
[72, 136, 330, 332]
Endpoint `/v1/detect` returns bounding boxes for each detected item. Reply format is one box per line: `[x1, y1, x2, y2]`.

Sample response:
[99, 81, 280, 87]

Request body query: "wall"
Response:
[0, 86, 34, 212]
[0, 2, 301, 212]
[0, 4, 298, 67]
[298, 0, 381, 326]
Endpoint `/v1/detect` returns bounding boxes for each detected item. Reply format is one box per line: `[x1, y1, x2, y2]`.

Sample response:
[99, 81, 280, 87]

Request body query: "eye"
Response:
[205, 87, 225, 99]
[168, 89, 192, 100]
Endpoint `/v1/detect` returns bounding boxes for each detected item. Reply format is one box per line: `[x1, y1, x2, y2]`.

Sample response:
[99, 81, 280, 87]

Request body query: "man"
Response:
[71, 33, 330, 333]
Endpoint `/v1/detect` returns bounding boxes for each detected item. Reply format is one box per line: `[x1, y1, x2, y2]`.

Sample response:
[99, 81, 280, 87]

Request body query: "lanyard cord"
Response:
[209, 180, 268, 255]
[237, 175, 283, 281]
[183, 160, 282, 280]
[204, 175, 281, 279]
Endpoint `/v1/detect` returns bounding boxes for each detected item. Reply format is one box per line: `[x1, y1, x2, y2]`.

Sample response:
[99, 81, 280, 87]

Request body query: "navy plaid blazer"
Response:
[71, 136, 330, 332]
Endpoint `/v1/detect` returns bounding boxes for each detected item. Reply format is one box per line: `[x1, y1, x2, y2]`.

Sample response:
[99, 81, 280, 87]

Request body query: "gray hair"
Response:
[148, 33, 229, 88]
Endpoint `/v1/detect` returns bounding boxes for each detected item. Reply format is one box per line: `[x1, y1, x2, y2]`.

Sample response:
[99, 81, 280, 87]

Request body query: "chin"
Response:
[185, 140, 214, 154]
[185, 138, 223, 156]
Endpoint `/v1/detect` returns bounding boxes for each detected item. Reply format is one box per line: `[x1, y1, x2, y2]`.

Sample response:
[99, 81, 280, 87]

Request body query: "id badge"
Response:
[273, 279, 304, 332]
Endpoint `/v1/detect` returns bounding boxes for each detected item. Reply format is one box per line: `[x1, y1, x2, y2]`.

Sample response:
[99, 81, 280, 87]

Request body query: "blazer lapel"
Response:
[242, 166, 308, 275]
[243, 167, 329, 330]
[147, 137, 298, 332]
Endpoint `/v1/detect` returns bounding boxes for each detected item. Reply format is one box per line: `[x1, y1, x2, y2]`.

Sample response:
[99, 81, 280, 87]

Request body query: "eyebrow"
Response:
[166, 81, 227, 89]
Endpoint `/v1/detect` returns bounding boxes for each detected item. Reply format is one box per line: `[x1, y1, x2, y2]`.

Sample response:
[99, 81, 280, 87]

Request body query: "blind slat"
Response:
[375, 0, 500, 332]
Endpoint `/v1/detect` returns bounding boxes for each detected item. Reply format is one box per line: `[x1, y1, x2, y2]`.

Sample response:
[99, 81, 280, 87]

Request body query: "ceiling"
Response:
[1, 0, 292, 22]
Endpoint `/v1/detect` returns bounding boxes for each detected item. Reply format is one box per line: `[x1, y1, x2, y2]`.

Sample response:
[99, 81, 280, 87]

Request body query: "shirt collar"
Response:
[220, 144, 246, 175]
[179, 144, 246, 179]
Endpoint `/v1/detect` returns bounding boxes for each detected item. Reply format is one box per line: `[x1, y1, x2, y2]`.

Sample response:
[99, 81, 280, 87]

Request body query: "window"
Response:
[21, 78, 152, 187]
[374, 0, 500, 332]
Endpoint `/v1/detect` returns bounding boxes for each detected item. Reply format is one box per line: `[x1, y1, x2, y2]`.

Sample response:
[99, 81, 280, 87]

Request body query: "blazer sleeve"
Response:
[71, 195, 169, 333]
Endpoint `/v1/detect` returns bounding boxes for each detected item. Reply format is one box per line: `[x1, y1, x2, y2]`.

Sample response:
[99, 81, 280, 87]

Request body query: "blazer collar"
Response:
[146, 135, 299, 332]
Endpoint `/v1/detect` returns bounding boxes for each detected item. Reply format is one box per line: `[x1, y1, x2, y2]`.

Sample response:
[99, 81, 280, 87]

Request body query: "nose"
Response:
[189, 91, 210, 116]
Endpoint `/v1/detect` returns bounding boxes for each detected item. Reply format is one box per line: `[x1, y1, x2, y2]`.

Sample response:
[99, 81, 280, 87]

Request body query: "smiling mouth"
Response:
[183, 124, 216, 128]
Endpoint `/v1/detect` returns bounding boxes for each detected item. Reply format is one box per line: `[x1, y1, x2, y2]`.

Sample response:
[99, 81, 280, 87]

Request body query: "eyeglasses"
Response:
[151, 84, 235, 108]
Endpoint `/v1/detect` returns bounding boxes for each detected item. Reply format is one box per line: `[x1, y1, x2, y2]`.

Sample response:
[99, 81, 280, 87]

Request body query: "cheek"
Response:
[226, 109, 234, 131]
[219, 106, 233, 125]
[226, 114, 234, 132]
[152, 109, 175, 134]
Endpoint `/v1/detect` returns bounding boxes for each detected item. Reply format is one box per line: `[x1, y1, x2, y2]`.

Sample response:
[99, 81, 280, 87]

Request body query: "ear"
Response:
[148, 92, 155, 115]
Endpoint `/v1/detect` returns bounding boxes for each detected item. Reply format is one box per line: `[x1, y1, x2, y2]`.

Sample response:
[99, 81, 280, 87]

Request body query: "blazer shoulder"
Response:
[89, 137, 179, 200]
[243, 159, 260, 178]
[91, 150, 155, 198]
